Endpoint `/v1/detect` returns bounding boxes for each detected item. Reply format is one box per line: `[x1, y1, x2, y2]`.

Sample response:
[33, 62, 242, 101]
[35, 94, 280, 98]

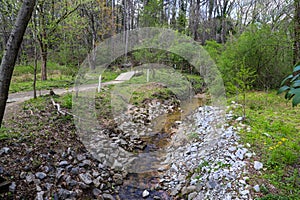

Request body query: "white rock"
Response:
[253, 185, 260, 192]
[236, 117, 243, 121]
[245, 152, 253, 158]
[239, 190, 249, 196]
[254, 161, 263, 170]
[142, 190, 150, 198]
[239, 179, 247, 185]
[171, 163, 179, 172]
[262, 132, 271, 137]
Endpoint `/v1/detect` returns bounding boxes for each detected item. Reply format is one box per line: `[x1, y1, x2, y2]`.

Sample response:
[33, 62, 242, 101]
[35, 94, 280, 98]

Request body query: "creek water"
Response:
[114, 97, 204, 200]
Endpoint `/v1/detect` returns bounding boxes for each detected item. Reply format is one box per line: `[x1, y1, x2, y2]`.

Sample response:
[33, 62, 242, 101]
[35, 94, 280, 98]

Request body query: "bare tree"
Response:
[0, 0, 36, 127]
[294, 0, 300, 64]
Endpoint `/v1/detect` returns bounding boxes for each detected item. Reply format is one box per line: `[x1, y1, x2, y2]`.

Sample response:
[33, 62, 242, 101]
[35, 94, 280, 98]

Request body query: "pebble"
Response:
[36, 191, 44, 200]
[35, 172, 47, 180]
[20, 171, 26, 179]
[254, 161, 263, 170]
[142, 190, 150, 198]
[102, 193, 115, 200]
[58, 161, 69, 167]
[70, 167, 79, 175]
[26, 173, 35, 183]
[58, 188, 73, 199]
[79, 173, 93, 185]
[92, 188, 102, 196]
[113, 173, 123, 185]
[239, 190, 249, 196]
[253, 184, 260, 192]
[9, 182, 16, 193]
[181, 185, 196, 195]
[188, 192, 198, 200]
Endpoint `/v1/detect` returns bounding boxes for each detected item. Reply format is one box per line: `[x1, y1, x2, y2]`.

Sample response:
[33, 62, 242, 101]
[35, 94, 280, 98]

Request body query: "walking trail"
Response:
[4, 71, 136, 120]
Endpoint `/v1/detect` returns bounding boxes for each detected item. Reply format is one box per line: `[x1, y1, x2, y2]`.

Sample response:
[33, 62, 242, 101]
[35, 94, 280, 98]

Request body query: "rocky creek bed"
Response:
[0, 94, 265, 200]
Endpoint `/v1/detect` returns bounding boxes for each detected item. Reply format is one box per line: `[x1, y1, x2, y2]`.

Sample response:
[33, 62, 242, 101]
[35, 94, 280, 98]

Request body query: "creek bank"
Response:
[0, 92, 264, 200]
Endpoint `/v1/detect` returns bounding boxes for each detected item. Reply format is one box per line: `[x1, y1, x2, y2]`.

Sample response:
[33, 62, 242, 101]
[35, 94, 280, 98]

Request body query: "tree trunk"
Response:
[0, 0, 36, 127]
[33, 39, 38, 99]
[41, 48, 47, 80]
[294, 0, 300, 64]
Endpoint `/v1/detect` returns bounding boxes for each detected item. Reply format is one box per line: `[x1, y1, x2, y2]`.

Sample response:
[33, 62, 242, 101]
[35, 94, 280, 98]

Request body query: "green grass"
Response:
[124, 69, 203, 99]
[10, 62, 121, 93]
[228, 91, 300, 199]
[10, 62, 77, 93]
[0, 127, 20, 140]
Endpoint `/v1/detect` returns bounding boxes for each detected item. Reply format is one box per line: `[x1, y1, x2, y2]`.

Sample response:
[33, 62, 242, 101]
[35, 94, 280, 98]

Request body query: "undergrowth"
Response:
[229, 91, 300, 199]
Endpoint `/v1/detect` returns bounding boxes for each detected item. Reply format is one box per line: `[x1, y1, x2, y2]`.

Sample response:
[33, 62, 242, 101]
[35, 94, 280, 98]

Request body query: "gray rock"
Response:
[35, 172, 47, 180]
[67, 179, 78, 187]
[79, 159, 91, 167]
[182, 186, 196, 195]
[36, 185, 42, 192]
[0, 147, 10, 155]
[239, 190, 249, 196]
[36, 191, 44, 200]
[188, 192, 198, 200]
[58, 161, 68, 167]
[228, 146, 237, 152]
[45, 183, 53, 191]
[235, 149, 247, 160]
[20, 171, 27, 179]
[153, 196, 161, 200]
[92, 170, 100, 177]
[77, 154, 86, 161]
[78, 182, 89, 189]
[170, 188, 179, 196]
[254, 161, 263, 170]
[171, 163, 178, 172]
[93, 188, 102, 196]
[9, 182, 16, 193]
[70, 167, 79, 175]
[0, 166, 3, 174]
[56, 168, 64, 179]
[111, 160, 122, 170]
[26, 173, 35, 183]
[102, 193, 115, 200]
[253, 185, 260, 192]
[58, 188, 73, 199]
[113, 173, 123, 185]
[93, 177, 101, 187]
[79, 173, 93, 185]
[206, 181, 217, 189]
[142, 190, 150, 198]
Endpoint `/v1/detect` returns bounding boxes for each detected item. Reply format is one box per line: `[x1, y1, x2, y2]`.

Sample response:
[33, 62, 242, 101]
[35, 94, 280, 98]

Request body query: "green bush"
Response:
[278, 63, 300, 106]
[218, 24, 293, 92]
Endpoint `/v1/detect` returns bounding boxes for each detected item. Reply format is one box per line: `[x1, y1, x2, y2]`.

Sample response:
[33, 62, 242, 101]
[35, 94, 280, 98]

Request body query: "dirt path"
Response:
[4, 71, 137, 120]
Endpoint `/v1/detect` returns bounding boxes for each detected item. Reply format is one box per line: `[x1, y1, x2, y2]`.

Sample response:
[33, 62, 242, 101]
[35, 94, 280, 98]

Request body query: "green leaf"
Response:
[284, 88, 296, 100]
[291, 73, 300, 82]
[291, 80, 300, 88]
[285, 90, 294, 100]
[277, 85, 290, 94]
[292, 93, 300, 107]
[280, 74, 293, 86]
[286, 88, 300, 100]
[293, 65, 300, 73]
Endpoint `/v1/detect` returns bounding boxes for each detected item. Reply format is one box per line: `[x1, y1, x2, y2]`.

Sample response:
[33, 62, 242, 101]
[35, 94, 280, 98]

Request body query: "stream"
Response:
[114, 97, 204, 200]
